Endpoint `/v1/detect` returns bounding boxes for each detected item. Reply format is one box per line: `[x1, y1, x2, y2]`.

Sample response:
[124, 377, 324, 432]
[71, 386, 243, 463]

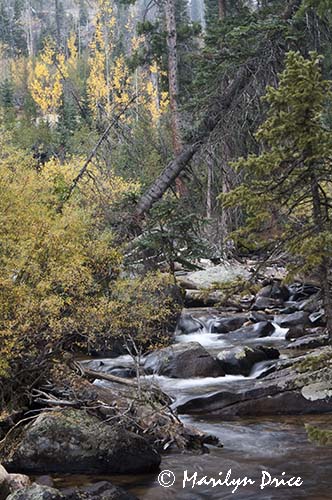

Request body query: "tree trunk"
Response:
[164, 0, 186, 195]
[135, 1, 302, 217]
[218, 0, 226, 20]
[135, 63, 254, 216]
[55, 0, 61, 47]
[310, 172, 332, 338]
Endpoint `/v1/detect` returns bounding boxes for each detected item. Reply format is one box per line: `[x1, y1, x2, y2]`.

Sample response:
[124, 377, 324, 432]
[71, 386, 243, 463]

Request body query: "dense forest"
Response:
[0, 1, 332, 499]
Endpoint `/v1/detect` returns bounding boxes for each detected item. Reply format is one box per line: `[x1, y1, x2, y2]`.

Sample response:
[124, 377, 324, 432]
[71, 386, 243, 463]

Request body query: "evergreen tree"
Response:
[223, 51, 332, 333]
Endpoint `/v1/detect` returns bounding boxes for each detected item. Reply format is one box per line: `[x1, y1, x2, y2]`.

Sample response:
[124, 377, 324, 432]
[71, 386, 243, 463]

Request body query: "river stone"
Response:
[257, 282, 289, 301]
[285, 325, 306, 340]
[6, 484, 64, 499]
[252, 296, 283, 310]
[0, 464, 9, 500]
[217, 346, 280, 376]
[62, 480, 138, 499]
[226, 321, 275, 340]
[144, 342, 224, 378]
[176, 313, 203, 334]
[211, 315, 247, 334]
[2, 409, 161, 475]
[274, 311, 311, 328]
[286, 332, 329, 350]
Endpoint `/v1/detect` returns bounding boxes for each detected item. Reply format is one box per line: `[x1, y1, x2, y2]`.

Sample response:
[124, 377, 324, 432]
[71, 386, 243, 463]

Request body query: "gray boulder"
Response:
[7, 484, 64, 499]
[217, 346, 279, 376]
[252, 296, 283, 310]
[2, 410, 160, 475]
[144, 342, 224, 378]
[274, 311, 311, 328]
[226, 321, 275, 340]
[211, 315, 247, 334]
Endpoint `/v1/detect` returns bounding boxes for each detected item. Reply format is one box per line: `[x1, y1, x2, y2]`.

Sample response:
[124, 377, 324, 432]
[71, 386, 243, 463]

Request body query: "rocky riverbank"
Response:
[1, 261, 331, 499]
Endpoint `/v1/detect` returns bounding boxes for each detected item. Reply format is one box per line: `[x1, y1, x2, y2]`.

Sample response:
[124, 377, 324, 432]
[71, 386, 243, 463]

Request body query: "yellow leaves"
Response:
[29, 38, 65, 115]
[67, 32, 78, 67]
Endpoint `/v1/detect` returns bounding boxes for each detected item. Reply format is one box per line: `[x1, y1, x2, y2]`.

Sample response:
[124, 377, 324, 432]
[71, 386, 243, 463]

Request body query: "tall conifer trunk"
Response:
[164, 0, 186, 195]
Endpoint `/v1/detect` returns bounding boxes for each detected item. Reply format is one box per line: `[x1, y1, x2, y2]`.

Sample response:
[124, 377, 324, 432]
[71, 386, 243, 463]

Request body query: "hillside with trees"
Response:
[0, 1, 332, 499]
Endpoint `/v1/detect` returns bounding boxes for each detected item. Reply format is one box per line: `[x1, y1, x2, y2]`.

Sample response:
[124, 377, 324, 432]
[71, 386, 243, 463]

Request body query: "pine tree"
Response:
[223, 51, 332, 334]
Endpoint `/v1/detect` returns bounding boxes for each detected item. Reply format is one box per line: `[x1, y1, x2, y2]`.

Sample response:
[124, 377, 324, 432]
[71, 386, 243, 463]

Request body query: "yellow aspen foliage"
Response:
[67, 32, 78, 67]
[112, 54, 132, 106]
[0, 133, 178, 386]
[29, 38, 67, 115]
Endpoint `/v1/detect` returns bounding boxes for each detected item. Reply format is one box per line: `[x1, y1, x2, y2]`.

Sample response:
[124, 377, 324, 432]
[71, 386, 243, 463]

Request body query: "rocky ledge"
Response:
[177, 347, 332, 417]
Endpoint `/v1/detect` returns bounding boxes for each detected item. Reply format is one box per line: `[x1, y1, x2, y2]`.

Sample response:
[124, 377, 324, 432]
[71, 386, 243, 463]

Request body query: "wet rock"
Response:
[217, 346, 280, 376]
[252, 296, 283, 310]
[274, 311, 311, 328]
[177, 348, 332, 417]
[211, 315, 248, 334]
[285, 325, 306, 340]
[286, 333, 329, 350]
[7, 484, 64, 499]
[226, 321, 275, 340]
[298, 293, 322, 313]
[249, 311, 274, 323]
[62, 480, 138, 499]
[288, 283, 320, 301]
[0, 464, 10, 500]
[257, 282, 289, 301]
[144, 342, 224, 378]
[176, 313, 203, 334]
[1, 409, 161, 475]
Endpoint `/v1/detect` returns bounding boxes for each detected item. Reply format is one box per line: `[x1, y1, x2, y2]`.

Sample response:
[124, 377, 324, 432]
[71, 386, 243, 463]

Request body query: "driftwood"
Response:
[82, 367, 140, 388]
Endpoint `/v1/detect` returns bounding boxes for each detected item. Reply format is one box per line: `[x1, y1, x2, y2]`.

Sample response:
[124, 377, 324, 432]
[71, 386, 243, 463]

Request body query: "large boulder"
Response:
[177, 348, 332, 417]
[144, 342, 224, 378]
[176, 313, 204, 334]
[252, 296, 283, 310]
[7, 484, 64, 499]
[62, 481, 138, 499]
[211, 315, 248, 334]
[1, 410, 161, 475]
[274, 311, 311, 328]
[217, 346, 280, 376]
[225, 321, 275, 340]
[180, 263, 250, 290]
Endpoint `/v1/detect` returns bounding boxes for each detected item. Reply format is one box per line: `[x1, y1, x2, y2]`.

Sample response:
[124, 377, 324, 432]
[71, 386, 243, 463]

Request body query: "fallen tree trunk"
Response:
[135, 63, 255, 216]
[135, 0, 302, 217]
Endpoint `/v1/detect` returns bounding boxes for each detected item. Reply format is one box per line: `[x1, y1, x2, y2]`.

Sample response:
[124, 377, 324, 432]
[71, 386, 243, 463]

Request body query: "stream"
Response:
[57, 308, 332, 499]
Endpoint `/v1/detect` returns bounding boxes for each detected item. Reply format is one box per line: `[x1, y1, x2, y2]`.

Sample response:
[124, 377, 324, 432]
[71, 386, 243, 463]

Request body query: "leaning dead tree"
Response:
[135, 0, 302, 217]
[135, 62, 256, 216]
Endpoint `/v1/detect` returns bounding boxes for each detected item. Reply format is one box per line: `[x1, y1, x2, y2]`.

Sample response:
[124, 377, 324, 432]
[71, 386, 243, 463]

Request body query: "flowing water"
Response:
[59, 309, 332, 499]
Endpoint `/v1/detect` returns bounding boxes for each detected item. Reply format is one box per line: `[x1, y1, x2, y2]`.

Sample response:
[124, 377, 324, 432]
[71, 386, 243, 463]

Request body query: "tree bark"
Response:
[135, 63, 254, 216]
[164, 0, 186, 195]
[218, 0, 226, 20]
